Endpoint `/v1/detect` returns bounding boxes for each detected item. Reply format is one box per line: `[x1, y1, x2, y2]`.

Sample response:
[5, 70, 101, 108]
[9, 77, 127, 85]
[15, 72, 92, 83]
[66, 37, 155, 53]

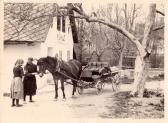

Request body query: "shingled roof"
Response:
[4, 3, 58, 43]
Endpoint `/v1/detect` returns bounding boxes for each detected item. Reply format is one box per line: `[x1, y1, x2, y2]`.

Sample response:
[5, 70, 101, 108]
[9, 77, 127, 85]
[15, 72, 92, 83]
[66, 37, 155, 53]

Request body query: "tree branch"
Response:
[152, 25, 164, 31]
[72, 15, 145, 57]
[156, 10, 165, 16]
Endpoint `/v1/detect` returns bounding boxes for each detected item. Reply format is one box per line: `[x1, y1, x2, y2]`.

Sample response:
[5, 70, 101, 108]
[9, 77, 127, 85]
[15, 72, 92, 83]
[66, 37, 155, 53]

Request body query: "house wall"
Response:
[42, 16, 73, 61]
[1, 43, 46, 93]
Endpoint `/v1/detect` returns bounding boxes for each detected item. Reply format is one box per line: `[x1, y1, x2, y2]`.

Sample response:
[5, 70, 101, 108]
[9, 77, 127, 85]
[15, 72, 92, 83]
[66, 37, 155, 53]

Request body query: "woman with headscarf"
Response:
[10, 59, 24, 107]
[23, 57, 37, 102]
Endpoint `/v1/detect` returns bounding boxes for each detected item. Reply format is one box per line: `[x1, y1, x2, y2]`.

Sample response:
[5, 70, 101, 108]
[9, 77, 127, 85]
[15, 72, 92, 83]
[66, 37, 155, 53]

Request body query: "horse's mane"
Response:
[46, 56, 57, 61]
[38, 56, 57, 62]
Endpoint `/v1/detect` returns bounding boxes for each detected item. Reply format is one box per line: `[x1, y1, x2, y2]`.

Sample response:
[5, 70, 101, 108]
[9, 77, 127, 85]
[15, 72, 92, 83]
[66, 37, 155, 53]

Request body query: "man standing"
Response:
[23, 57, 37, 102]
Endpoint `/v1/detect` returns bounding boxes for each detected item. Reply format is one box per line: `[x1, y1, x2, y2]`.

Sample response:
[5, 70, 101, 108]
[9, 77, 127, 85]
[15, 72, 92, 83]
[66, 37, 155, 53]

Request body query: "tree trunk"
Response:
[130, 56, 149, 97]
[118, 50, 123, 69]
[130, 4, 156, 97]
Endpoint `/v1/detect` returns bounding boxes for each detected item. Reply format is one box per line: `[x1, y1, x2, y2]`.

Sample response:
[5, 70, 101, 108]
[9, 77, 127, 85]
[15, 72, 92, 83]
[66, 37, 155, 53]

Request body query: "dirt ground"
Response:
[1, 79, 164, 122]
[66, 81, 164, 118]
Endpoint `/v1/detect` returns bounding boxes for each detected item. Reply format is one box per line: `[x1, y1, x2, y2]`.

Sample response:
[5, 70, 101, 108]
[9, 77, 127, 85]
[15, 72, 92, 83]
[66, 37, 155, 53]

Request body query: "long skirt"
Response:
[10, 77, 24, 99]
[23, 75, 37, 96]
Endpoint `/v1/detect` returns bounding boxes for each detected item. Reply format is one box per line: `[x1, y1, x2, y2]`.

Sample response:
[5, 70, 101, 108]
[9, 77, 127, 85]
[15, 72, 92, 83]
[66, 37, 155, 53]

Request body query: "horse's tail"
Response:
[77, 61, 83, 80]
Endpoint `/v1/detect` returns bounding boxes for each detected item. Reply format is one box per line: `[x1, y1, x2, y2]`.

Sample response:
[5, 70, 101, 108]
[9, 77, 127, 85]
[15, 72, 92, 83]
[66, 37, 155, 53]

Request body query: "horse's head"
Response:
[37, 56, 58, 77]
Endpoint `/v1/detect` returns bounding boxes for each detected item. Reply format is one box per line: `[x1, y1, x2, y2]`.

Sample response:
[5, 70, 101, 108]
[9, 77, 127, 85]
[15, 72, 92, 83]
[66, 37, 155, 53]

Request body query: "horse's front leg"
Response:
[54, 78, 58, 100]
[61, 79, 66, 99]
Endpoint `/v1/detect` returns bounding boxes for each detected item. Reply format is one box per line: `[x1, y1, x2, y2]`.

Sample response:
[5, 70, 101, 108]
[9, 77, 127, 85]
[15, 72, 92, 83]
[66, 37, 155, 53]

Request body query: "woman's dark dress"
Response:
[23, 63, 37, 96]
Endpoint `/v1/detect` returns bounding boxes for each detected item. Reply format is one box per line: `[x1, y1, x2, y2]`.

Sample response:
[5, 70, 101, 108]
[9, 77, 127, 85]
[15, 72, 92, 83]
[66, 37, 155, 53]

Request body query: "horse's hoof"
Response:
[71, 95, 75, 98]
[71, 95, 77, 99]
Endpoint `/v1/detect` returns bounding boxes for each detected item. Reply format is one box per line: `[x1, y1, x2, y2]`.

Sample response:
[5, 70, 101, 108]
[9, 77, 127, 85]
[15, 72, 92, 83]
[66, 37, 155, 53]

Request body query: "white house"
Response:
[1, 4, 75, 93]
[42, 16, 73, 60]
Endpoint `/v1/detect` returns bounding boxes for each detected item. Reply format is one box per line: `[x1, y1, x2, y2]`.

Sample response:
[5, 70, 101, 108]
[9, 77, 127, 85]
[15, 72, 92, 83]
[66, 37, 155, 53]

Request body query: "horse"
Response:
[37, 56, 82, 100]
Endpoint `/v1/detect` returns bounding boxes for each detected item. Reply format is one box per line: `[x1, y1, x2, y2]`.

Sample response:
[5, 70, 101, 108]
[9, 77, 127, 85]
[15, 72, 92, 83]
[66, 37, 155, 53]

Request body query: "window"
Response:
[59, 50, 62, 60]
[62, 16, 65, 32]
[57, 16, 61, 31]
[57, 15, 66, 33]
[67, 50, 70, 61]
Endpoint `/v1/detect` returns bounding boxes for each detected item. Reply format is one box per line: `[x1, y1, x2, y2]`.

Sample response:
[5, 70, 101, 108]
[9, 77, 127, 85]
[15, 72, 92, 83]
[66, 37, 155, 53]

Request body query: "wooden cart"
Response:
[77, 62, 120, 95]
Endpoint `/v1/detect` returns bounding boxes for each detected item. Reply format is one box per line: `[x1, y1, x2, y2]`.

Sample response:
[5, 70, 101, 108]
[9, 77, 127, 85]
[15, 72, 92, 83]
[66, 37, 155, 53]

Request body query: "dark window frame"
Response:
[57, 15, 61, 31]
[62, 16, 66, 32]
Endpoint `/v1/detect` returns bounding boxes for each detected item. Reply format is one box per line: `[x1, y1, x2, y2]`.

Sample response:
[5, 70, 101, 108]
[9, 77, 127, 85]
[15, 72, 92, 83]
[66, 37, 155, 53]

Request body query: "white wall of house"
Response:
[41, 16, 73, 61]
[1, 43, 45, 93]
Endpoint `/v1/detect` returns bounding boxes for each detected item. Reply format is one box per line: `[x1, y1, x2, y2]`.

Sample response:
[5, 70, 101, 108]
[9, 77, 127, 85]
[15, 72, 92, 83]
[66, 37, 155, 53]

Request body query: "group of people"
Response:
[10, 57, 38, 107]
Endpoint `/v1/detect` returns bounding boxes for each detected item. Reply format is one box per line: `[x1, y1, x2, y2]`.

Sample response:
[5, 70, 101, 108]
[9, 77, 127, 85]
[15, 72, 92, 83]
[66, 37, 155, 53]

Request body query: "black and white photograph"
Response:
[0, 0, 166, 122]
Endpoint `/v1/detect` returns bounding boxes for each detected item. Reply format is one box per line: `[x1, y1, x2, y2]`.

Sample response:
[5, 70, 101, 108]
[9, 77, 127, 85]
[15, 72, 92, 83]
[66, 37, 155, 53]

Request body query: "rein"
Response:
[52, 58, 82, 87]
[56, 70, 82, 87]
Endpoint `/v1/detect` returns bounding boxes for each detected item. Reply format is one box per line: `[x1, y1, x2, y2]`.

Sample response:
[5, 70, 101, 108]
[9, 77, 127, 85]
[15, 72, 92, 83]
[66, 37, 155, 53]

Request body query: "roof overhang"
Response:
[4, 40, 44, 45]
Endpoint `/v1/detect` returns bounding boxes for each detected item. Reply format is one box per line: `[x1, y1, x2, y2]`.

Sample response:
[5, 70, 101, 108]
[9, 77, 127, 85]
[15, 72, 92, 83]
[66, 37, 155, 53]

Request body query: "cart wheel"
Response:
[77, 87, 84, 95]
[96, 80, 103, 95]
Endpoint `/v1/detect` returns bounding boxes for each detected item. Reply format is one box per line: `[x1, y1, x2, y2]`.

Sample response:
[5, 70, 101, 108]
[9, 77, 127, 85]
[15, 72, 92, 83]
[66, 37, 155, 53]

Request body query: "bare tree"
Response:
[118, 4, 141, 68]
[91, 4, 141, 68]
[66, 3, 164, 97]
[130, 4, 156, 97]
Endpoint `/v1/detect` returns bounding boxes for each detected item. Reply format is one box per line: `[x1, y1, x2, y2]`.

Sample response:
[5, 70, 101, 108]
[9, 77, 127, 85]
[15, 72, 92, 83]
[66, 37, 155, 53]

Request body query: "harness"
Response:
[54, 59, 80, 83]
[54, 65, 82, 87]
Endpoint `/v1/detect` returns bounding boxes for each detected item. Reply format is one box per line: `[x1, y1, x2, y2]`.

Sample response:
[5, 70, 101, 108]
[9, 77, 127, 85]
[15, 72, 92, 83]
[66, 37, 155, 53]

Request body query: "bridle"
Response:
[54, 59, 61, 73]
[38, 58, 61, 76]
[38, 64, 47, 77]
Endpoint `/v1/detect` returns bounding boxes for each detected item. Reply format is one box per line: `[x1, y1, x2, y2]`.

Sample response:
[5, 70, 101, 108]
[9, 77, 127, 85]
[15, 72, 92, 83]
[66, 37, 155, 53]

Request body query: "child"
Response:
[10, 59, 24, 107]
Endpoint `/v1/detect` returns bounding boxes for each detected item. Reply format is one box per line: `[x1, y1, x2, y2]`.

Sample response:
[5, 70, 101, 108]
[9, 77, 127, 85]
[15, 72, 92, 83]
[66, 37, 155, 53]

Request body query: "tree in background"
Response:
[78, 4, 142, 67]
[66, 3, 164, 97]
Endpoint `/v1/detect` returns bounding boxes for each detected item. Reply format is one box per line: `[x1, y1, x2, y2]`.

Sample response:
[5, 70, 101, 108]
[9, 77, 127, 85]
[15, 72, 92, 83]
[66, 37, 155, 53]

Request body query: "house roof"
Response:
[4, 3, 57, 43]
